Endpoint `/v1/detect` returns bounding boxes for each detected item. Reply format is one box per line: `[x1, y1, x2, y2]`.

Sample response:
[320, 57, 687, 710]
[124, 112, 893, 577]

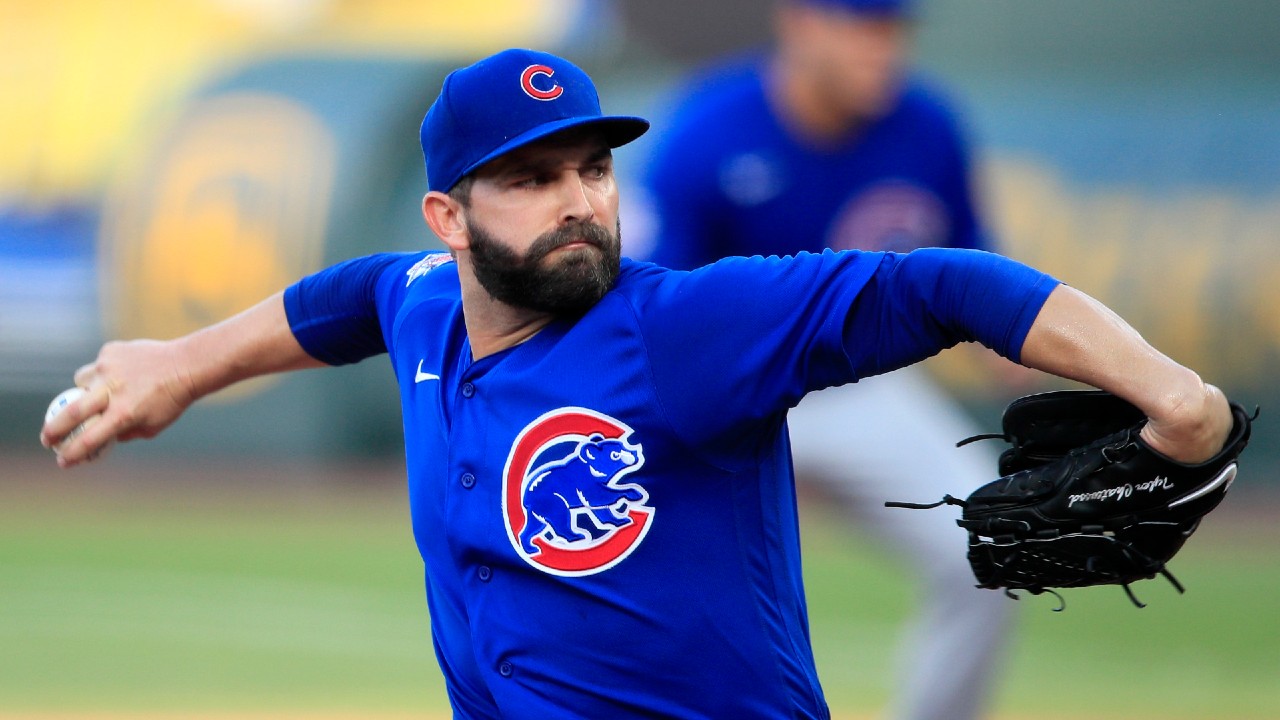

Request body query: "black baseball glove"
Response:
[888, 390, 1255, 609]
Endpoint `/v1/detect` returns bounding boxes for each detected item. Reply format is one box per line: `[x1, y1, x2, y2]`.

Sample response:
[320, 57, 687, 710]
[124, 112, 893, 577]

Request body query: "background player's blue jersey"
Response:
[282, 249, 1056, 719]
[640, 54, 988, 269]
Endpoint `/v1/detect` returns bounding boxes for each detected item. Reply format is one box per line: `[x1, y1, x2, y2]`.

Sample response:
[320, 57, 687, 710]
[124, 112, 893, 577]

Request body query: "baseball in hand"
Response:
[45, 387, 111, 458]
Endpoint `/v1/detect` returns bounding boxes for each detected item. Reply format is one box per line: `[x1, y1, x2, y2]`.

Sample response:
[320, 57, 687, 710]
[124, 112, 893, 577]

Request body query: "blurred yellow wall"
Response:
[0, 0, 592, 204]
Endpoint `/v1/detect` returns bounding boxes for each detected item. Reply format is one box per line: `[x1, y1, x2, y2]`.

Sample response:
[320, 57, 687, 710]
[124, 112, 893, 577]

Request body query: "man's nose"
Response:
[556, 172, 595, 225]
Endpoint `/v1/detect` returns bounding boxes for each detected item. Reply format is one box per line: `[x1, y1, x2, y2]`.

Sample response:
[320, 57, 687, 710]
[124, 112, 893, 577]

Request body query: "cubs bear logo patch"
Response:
[502, 407, 653, 576]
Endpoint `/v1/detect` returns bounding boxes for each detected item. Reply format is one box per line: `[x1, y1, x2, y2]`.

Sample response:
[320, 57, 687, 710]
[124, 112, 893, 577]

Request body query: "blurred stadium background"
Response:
[2, 1, 1278, 717]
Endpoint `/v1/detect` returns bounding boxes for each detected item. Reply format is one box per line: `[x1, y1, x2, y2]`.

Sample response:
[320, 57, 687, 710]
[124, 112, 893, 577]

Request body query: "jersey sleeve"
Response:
[632, 251, 881, 459]
[282, 252, 423, 365]
[631, 249, 1057, 462]
[841, 247, 1059, 375]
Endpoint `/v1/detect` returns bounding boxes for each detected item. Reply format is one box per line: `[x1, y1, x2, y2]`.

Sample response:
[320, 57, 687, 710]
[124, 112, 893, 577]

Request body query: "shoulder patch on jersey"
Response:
[502, 408, 654, 577]
[405, 253, 455, 287]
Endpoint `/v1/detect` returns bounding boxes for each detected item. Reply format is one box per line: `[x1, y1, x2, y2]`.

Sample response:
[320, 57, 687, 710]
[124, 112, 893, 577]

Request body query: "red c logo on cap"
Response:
[520, 64, 563, 101]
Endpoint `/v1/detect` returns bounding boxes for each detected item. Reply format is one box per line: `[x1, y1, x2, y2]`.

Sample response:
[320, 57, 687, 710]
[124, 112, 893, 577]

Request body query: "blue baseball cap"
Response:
[420, 48, 650, 193]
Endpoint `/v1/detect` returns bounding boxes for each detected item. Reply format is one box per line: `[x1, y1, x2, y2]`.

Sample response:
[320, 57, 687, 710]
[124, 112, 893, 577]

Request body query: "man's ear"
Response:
[422, 191, 468, 252]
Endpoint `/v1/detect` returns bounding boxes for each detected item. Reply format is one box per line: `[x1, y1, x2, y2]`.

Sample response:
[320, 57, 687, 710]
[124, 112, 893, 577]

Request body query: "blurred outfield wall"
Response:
[0, 0, 632, 457]
[2, 1, 1277, 471]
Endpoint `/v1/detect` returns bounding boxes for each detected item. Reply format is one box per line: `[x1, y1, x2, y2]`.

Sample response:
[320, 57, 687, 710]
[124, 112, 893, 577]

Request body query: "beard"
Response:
[466, 216, 622, 316]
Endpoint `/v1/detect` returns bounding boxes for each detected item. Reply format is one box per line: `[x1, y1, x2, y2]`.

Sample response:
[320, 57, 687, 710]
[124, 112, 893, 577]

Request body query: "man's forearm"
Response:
[1018, 285, 1231, 463]
[43, 292, 326, 466]
[176, 292, 327, 402]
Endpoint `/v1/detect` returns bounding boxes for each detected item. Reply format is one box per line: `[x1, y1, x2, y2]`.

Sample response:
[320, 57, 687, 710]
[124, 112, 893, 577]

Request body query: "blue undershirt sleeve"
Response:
[843, 247, 1059, 377]
[282, 253, 414, 366]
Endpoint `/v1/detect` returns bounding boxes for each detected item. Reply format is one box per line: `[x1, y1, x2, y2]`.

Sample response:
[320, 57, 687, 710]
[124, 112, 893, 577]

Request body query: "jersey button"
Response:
[460, 473, 476, 489]
[498, 661, 513, 678]
[478, 565, 492, 582]
[461, 382, 475, 398]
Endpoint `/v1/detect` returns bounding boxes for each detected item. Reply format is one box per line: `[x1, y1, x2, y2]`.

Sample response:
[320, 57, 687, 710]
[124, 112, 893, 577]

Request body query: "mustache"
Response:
[526, 221, 614, 263]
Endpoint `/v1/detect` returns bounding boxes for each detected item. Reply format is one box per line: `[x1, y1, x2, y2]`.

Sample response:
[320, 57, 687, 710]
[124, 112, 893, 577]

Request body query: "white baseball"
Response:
[44, 387, 110, 458]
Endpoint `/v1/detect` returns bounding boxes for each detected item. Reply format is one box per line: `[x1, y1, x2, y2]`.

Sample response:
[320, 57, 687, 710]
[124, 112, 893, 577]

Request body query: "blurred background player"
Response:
[637, 0, 1015, 717]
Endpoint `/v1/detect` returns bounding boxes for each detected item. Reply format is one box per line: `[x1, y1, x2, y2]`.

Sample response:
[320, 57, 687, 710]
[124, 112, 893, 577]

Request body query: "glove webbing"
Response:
[975, 533, 1186, 610]
[884, 496, 1188, 610]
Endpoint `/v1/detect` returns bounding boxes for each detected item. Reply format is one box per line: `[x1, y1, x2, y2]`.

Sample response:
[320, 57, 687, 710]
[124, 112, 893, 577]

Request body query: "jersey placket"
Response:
[445, 356, 522, 688]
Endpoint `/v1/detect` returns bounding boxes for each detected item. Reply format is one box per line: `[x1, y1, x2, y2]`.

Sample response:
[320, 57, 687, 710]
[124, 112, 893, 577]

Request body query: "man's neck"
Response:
[458, 276, 555, 361]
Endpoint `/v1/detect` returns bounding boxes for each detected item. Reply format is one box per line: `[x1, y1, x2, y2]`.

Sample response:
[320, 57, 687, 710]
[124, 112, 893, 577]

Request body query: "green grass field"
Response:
[2, 453, 1277, 719]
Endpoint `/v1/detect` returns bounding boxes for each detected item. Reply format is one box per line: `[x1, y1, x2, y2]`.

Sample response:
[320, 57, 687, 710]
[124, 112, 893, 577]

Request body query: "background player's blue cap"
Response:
[420, 48, 650, 193]
[791, 0, 914, 16]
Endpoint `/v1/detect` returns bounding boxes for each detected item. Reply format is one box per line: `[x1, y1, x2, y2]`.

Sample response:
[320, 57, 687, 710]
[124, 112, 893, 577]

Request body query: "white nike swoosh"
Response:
[415, 359, 440, 383]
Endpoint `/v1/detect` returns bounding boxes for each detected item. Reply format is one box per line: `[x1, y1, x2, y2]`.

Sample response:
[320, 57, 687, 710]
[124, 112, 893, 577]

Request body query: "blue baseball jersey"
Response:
[639, 55, 987, 269]
[283, 249, 1057, 719]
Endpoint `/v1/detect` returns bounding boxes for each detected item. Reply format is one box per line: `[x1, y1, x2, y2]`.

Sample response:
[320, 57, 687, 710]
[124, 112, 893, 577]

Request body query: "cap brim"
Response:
[460, 115, 650, 183]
